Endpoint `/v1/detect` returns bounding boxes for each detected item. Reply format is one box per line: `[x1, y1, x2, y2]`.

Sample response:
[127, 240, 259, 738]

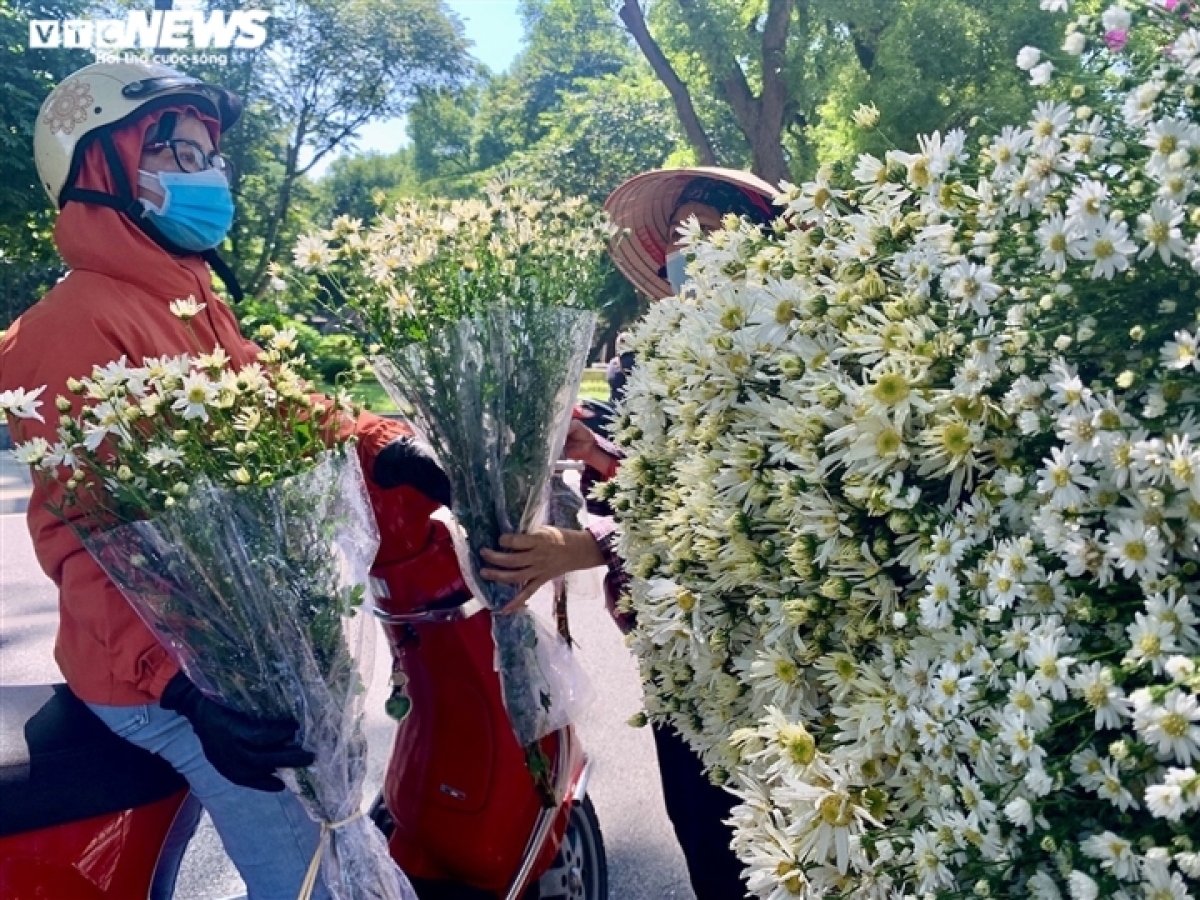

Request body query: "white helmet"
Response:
[34, 60, 241, 206]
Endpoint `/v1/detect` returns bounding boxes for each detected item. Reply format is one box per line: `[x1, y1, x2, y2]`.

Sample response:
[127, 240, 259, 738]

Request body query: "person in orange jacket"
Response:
[0, 61, 449, 900]
[481, 167, 777, 900]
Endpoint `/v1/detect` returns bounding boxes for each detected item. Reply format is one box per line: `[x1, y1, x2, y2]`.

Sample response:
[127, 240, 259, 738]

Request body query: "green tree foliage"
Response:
[623, 0, 1074, 182]
[0, 0, 91, 231]
[510, 70, 678, 203]
[471, 0, 633, 169]
[0, 0, 93, 326]
[495, 71, 677, 353]
[184, 0, 470, 297]
[406, 68, 487, 191]
[806, 0, 1069, 167]
[316, 148, 416, 223]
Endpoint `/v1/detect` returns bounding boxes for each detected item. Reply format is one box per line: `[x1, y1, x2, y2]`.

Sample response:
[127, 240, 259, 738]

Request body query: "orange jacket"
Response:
[0, 103, 406, 706]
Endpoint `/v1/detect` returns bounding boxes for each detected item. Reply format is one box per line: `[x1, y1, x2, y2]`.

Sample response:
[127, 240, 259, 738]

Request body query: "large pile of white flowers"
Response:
[606, 2, 1200, 897]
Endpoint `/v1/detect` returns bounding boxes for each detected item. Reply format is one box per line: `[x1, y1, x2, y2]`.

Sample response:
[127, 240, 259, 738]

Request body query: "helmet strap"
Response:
[200, 248, 245, 304]
[59, 130, 245, 304]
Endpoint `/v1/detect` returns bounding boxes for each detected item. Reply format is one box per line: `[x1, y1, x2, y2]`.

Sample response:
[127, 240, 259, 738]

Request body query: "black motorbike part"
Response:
[373, 436, 453, 507]
[0, 683, 186, 837]
[534, 797, 607, 900]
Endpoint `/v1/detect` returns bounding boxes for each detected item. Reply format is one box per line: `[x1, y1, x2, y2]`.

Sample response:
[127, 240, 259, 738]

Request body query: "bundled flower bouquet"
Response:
[608, 3, 1200, 897]
[295, 184, 611, 793]
[2, 313, 415, 900]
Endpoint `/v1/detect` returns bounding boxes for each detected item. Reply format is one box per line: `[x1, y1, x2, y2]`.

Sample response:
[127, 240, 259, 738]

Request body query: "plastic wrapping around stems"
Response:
[372, 306, 596, 747]
[81, 448, 416, 900]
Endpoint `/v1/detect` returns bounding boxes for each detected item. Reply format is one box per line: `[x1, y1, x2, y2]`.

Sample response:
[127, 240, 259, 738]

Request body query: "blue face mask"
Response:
[138, 168, 234, 252]
[665, 251, 690, 294]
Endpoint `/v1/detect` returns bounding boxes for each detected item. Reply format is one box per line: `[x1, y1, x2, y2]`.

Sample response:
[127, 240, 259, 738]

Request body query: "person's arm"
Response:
[479, 526, 606, 607]
[564, 418, 622, 480]
[478, 519, 637, 629]
[589, 518, 636, 634]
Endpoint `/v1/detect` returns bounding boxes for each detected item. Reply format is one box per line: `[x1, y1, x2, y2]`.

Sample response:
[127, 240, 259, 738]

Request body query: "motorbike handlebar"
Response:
[371, 586, 485, 625]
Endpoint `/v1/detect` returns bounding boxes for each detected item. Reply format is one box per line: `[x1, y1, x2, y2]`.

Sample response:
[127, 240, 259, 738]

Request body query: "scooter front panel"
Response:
[0, 792, 187, 899]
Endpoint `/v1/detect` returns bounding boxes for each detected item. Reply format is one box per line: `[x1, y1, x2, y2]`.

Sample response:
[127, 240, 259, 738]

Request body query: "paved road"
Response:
[0, 479, 695, 899]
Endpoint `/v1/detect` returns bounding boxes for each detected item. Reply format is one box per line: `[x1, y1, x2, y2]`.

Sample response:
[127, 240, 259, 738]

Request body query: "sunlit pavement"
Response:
[0, 487, 695, 899]
[0, 454, 30, 516]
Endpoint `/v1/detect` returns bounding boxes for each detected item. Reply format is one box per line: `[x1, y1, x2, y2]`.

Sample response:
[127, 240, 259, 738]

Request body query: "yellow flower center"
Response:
[877, 428, 902, 455]
[780, 724, 816, 766]
[1124, 540, 1148, 562]
[873, 373, 910, 405]
[1162, 711, 1189, 738]
[818, 794, 853, 826]
[944, 422, 973, 455]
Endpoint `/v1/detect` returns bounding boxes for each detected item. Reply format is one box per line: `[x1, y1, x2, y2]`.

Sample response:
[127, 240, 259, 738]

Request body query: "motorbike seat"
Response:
[0, 683, 185, 837]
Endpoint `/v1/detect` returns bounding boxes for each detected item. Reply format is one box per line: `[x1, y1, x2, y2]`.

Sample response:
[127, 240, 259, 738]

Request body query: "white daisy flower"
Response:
[1160, 330, 1200, 371]
[1067, 871, 1099, 900]
[1066, 179, 1110, 229]
[1126, 612, 1179, 673]
[1017, 46, 1043, 70]
[1070, 663, 1131, 729]
[1037, 213, 1083, 273]
[1037, 446, 1096, 508]
[1137, 199, 1188, 264]
[1101, 6, 1132, 32]
[1132, 688, 1200, 764]
[1080, 830, 1139, 881]
[0, 385, 46, 423]
[172, 371, 218, 422]
[1104, 520, 1169, 582]
[1029, 61, 1056, 86]
[1074, 215, 1138, 280]
[168, 295, 207, 320]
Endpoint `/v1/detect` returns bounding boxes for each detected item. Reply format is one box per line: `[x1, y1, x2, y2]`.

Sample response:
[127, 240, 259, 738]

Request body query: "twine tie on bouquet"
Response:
[296, 809, 365, 900]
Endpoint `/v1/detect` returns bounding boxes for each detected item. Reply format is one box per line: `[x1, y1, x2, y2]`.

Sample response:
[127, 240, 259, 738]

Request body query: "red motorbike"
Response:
[0, 482, 607, 900]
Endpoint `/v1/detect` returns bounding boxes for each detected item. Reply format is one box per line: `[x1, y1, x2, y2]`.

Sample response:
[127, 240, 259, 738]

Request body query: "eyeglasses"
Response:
[142, 138, 232, 177]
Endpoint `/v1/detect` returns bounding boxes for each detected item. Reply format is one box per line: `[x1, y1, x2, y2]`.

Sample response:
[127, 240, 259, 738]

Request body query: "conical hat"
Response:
[603, 166, 777, 300]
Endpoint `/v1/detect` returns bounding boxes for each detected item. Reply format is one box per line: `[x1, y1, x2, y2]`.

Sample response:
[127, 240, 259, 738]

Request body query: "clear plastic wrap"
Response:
[372, 306, 596, 746]
[82, 448, 414, 900]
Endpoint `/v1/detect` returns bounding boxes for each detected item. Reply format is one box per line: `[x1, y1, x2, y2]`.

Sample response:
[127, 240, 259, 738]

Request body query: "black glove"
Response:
[160, 671, 314, 792]
[373, 436, 453, 507]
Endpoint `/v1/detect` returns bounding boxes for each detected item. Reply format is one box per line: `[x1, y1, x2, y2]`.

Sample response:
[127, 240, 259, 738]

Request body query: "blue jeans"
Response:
[87, 701, 330, 900]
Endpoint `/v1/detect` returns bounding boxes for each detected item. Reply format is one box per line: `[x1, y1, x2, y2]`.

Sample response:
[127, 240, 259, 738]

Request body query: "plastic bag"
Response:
[372, 306, 596, 745]
[83, 448, 414, 900]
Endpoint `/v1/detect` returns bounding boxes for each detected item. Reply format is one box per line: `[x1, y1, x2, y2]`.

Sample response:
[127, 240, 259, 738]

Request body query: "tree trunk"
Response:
[616, 0, 719, 167]
[752, 0, 793, 185]
[247, 120, 306, 298]
[671, 0, 793, 185]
